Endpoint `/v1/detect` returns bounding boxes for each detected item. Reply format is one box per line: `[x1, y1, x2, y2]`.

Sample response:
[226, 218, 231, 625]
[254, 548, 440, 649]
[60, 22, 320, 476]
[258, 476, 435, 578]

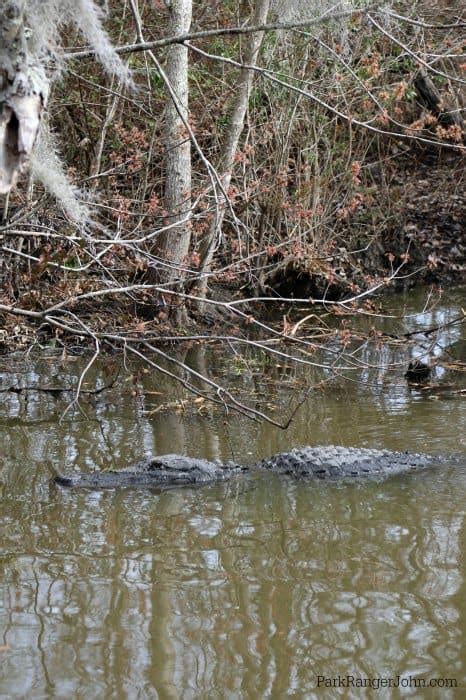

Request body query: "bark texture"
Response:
[0, 0, 48, 194]
[152, 0, 192, 285]
[414, 69, 464, 131]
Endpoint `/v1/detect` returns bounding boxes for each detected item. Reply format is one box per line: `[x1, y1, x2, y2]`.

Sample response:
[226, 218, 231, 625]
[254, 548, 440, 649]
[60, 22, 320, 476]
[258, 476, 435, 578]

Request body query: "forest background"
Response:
[0, 0, 464, 422]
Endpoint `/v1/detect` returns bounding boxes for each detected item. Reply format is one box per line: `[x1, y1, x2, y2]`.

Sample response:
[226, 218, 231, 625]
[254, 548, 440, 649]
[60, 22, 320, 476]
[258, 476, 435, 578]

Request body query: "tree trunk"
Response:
[414, 69, 464, 132]
[193, 0, 271, 303]
[0, 0, 48, 194]
[151, 0, 192, 294]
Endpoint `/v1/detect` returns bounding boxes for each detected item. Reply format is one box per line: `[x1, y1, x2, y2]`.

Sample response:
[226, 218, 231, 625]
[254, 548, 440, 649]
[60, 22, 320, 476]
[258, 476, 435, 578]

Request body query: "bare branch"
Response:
[65, 6, 383, 60]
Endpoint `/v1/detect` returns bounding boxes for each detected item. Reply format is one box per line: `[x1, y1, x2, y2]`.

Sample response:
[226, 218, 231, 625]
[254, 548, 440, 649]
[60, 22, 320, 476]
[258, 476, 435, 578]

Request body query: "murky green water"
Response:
[1, 288, 465, 698]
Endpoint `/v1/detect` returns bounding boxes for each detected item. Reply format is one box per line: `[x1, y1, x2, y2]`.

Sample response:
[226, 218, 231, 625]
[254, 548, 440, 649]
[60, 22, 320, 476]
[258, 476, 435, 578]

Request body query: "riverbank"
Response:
[253, 149, 465, 301]
[1, 149, 464, 355]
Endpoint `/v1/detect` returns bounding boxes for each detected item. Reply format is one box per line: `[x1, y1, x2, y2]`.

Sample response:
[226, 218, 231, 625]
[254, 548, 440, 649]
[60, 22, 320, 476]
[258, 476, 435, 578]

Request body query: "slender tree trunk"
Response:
[0, 0, 48, 194]
[151, 0, 192, 292]
[90, 78, 122, 181]
[193, 0, 270, 302]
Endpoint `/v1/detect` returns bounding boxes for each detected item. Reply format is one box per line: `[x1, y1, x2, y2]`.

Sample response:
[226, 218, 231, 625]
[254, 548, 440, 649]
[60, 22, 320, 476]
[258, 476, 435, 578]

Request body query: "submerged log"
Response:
[404, 360, 431, 384]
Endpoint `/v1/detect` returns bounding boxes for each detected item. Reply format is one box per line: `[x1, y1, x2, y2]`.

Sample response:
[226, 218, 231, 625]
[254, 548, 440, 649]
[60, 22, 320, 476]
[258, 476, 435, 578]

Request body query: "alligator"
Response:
[54, 445, 459, 489]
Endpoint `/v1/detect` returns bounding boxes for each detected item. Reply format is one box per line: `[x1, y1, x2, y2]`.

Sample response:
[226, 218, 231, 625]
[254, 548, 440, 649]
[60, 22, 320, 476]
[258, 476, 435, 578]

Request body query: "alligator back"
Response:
[254, 445, 445, 480]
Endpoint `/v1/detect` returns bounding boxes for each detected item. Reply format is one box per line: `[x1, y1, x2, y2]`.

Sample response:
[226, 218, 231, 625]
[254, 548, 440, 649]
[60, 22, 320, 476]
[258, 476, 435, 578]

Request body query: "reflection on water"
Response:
[0, 287, 465, 697]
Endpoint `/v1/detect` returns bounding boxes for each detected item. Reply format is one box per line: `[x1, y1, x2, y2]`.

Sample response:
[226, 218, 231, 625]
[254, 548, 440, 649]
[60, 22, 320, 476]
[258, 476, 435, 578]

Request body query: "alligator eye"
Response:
[55, 475, 74, 487]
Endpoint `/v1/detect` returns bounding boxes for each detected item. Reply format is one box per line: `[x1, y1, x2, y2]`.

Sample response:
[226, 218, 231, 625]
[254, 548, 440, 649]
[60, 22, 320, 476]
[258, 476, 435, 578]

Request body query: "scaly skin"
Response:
[54, 445, 458, 489]
[252, 446, 443, 479]
[54, 454, 241, 489]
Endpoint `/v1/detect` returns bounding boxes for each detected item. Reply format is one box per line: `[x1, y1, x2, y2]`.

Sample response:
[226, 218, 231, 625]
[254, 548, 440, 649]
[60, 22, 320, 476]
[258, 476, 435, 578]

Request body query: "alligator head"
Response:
[55, 454, 239, 489]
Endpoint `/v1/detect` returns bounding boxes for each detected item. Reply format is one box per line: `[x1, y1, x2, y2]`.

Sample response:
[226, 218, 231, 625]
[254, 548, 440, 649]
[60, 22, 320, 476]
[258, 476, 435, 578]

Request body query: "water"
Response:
[1, 287, 465, 698]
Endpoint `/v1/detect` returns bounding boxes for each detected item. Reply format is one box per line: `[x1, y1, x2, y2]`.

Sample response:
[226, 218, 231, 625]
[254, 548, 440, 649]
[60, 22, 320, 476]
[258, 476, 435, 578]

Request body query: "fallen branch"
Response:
[0, 366, 121, 396]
